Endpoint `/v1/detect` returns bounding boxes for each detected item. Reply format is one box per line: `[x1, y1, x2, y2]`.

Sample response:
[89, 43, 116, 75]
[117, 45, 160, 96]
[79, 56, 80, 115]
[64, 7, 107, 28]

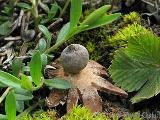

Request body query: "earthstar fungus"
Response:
[46, 44, 128, 113]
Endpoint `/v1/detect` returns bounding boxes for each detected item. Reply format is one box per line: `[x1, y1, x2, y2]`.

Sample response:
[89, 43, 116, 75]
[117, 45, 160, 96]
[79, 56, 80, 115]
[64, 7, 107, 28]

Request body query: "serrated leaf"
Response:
[126, 33, 160, 65]
[0, 21, 12, 36]
[44, 78, 71, 89]
[109, 49, 151, 92]
[29, 51, 42, 86]
[0, 71, 21, 89]
[38, 25, 52, 48]
[70, 0, 82, 29]
[5, 90, 16, 120]
[21, 74, 33, 91]
[109, 34, 160, 103]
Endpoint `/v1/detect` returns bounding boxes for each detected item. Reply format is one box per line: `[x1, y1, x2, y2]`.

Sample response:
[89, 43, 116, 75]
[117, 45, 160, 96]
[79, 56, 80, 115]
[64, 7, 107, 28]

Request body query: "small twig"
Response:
[35, 18, 63, 43]
[19, 42, 29, 56]
[0, 87, 11, 104]
[0, 41, 14, 52]
[4, 36, 21, 41]
[59, 0, 70, 18]
[48, 18, 63, 30]
[18, 10, 24, 27]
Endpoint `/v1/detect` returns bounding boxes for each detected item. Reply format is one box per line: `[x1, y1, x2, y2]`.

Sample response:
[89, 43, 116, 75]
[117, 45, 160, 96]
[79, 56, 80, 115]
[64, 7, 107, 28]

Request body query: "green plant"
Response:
[109, 33, 160, 103]
[0, 50, 71, 119]
[62, 105, 108, 120]
[124, 113, 143, 120]
[123, 12, 141, 24]
[44, 0, 121, 54]
[109, 23, 152, 48]
[33, 110, 57, 120]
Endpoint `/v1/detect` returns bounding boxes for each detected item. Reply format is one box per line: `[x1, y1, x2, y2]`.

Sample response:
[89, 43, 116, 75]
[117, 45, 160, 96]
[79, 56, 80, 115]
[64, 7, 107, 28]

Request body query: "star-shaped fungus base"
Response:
[46, 60, 128, 113]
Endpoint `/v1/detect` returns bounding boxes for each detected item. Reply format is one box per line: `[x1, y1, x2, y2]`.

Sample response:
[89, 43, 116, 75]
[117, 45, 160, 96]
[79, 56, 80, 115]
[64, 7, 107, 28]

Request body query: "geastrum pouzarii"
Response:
[46, 44, 128, 113]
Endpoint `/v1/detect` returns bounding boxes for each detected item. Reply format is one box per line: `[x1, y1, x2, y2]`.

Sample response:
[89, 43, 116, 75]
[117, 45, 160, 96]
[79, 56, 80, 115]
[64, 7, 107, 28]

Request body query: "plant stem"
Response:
[44, 40, 64, 54]
[0, 87, 11, 104]
[59, 0, 70, 18]
[16, 99, 45, 119]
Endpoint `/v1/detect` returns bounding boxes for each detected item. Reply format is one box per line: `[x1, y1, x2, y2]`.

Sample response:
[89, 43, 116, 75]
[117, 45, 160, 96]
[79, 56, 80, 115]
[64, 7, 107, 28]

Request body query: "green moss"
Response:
[123, 12, 141, 24]
[124, 112, 143, 120]
[33, 110, 57, 120]
[17, 113, 32, 120]
[62, 105, 94, 120]
[17, 110, 57, 120]
[109, 23, 153, 48]
[62, 105, 143, 120]
[71, 25, 111, 62]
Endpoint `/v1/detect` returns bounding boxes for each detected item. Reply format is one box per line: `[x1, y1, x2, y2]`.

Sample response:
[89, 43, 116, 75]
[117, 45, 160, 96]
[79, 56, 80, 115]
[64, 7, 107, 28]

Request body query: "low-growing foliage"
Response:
[109, 23, 152, 48]
[0, 50, 71, 119]
[62, 105, 143, 120]
[44, 0, 121, 54]
[109, 32, 160, 103]
[123, 12, 141, 24]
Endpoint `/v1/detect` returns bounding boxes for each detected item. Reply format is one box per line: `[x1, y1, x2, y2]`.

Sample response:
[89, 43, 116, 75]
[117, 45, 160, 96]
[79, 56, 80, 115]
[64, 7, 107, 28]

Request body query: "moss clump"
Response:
[33, 110, 57, 120]
[123, 12, 141, 24]
[62, 105, 143, 120]
[62, 105, 108, 120]
[109, 23, 153, 48]
[17, 110, 57, 120]
[124, 112, 143, 120]
[17, 114, 32, 120]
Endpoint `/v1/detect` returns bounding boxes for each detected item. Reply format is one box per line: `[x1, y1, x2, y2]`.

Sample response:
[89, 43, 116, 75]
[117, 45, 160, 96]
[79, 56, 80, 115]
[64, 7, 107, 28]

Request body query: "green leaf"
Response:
[38, 25, 52, 48]
[0, 114, 7, 120]
[38, 38, 47, 53]
[70, 0, 82, 29]
[0, 21, 12, 36]
[48, 3, 60, 21]
[29, 51, 42, 86]
[5, 90, 16, 120]
[0, 82, 7, 88]
[44, 78, 71, 89]
[81, 13, 121, 31]
[21, 74, 33, 91]
[12, 58, 22, 77]
[0, 71, 21, 88]
[14, 88, 33, 101]
[39, 2, 49, 13]
[81, 5, 111, 26]
[56, 22, 70, 43]
[41, 54, 48, 67]
[109, 34, 160, 103]
[16, 100, 24, 113]
[126, 33, 160, 65]
[109, 49, 151, 92]
[16, 2, 31, 10]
